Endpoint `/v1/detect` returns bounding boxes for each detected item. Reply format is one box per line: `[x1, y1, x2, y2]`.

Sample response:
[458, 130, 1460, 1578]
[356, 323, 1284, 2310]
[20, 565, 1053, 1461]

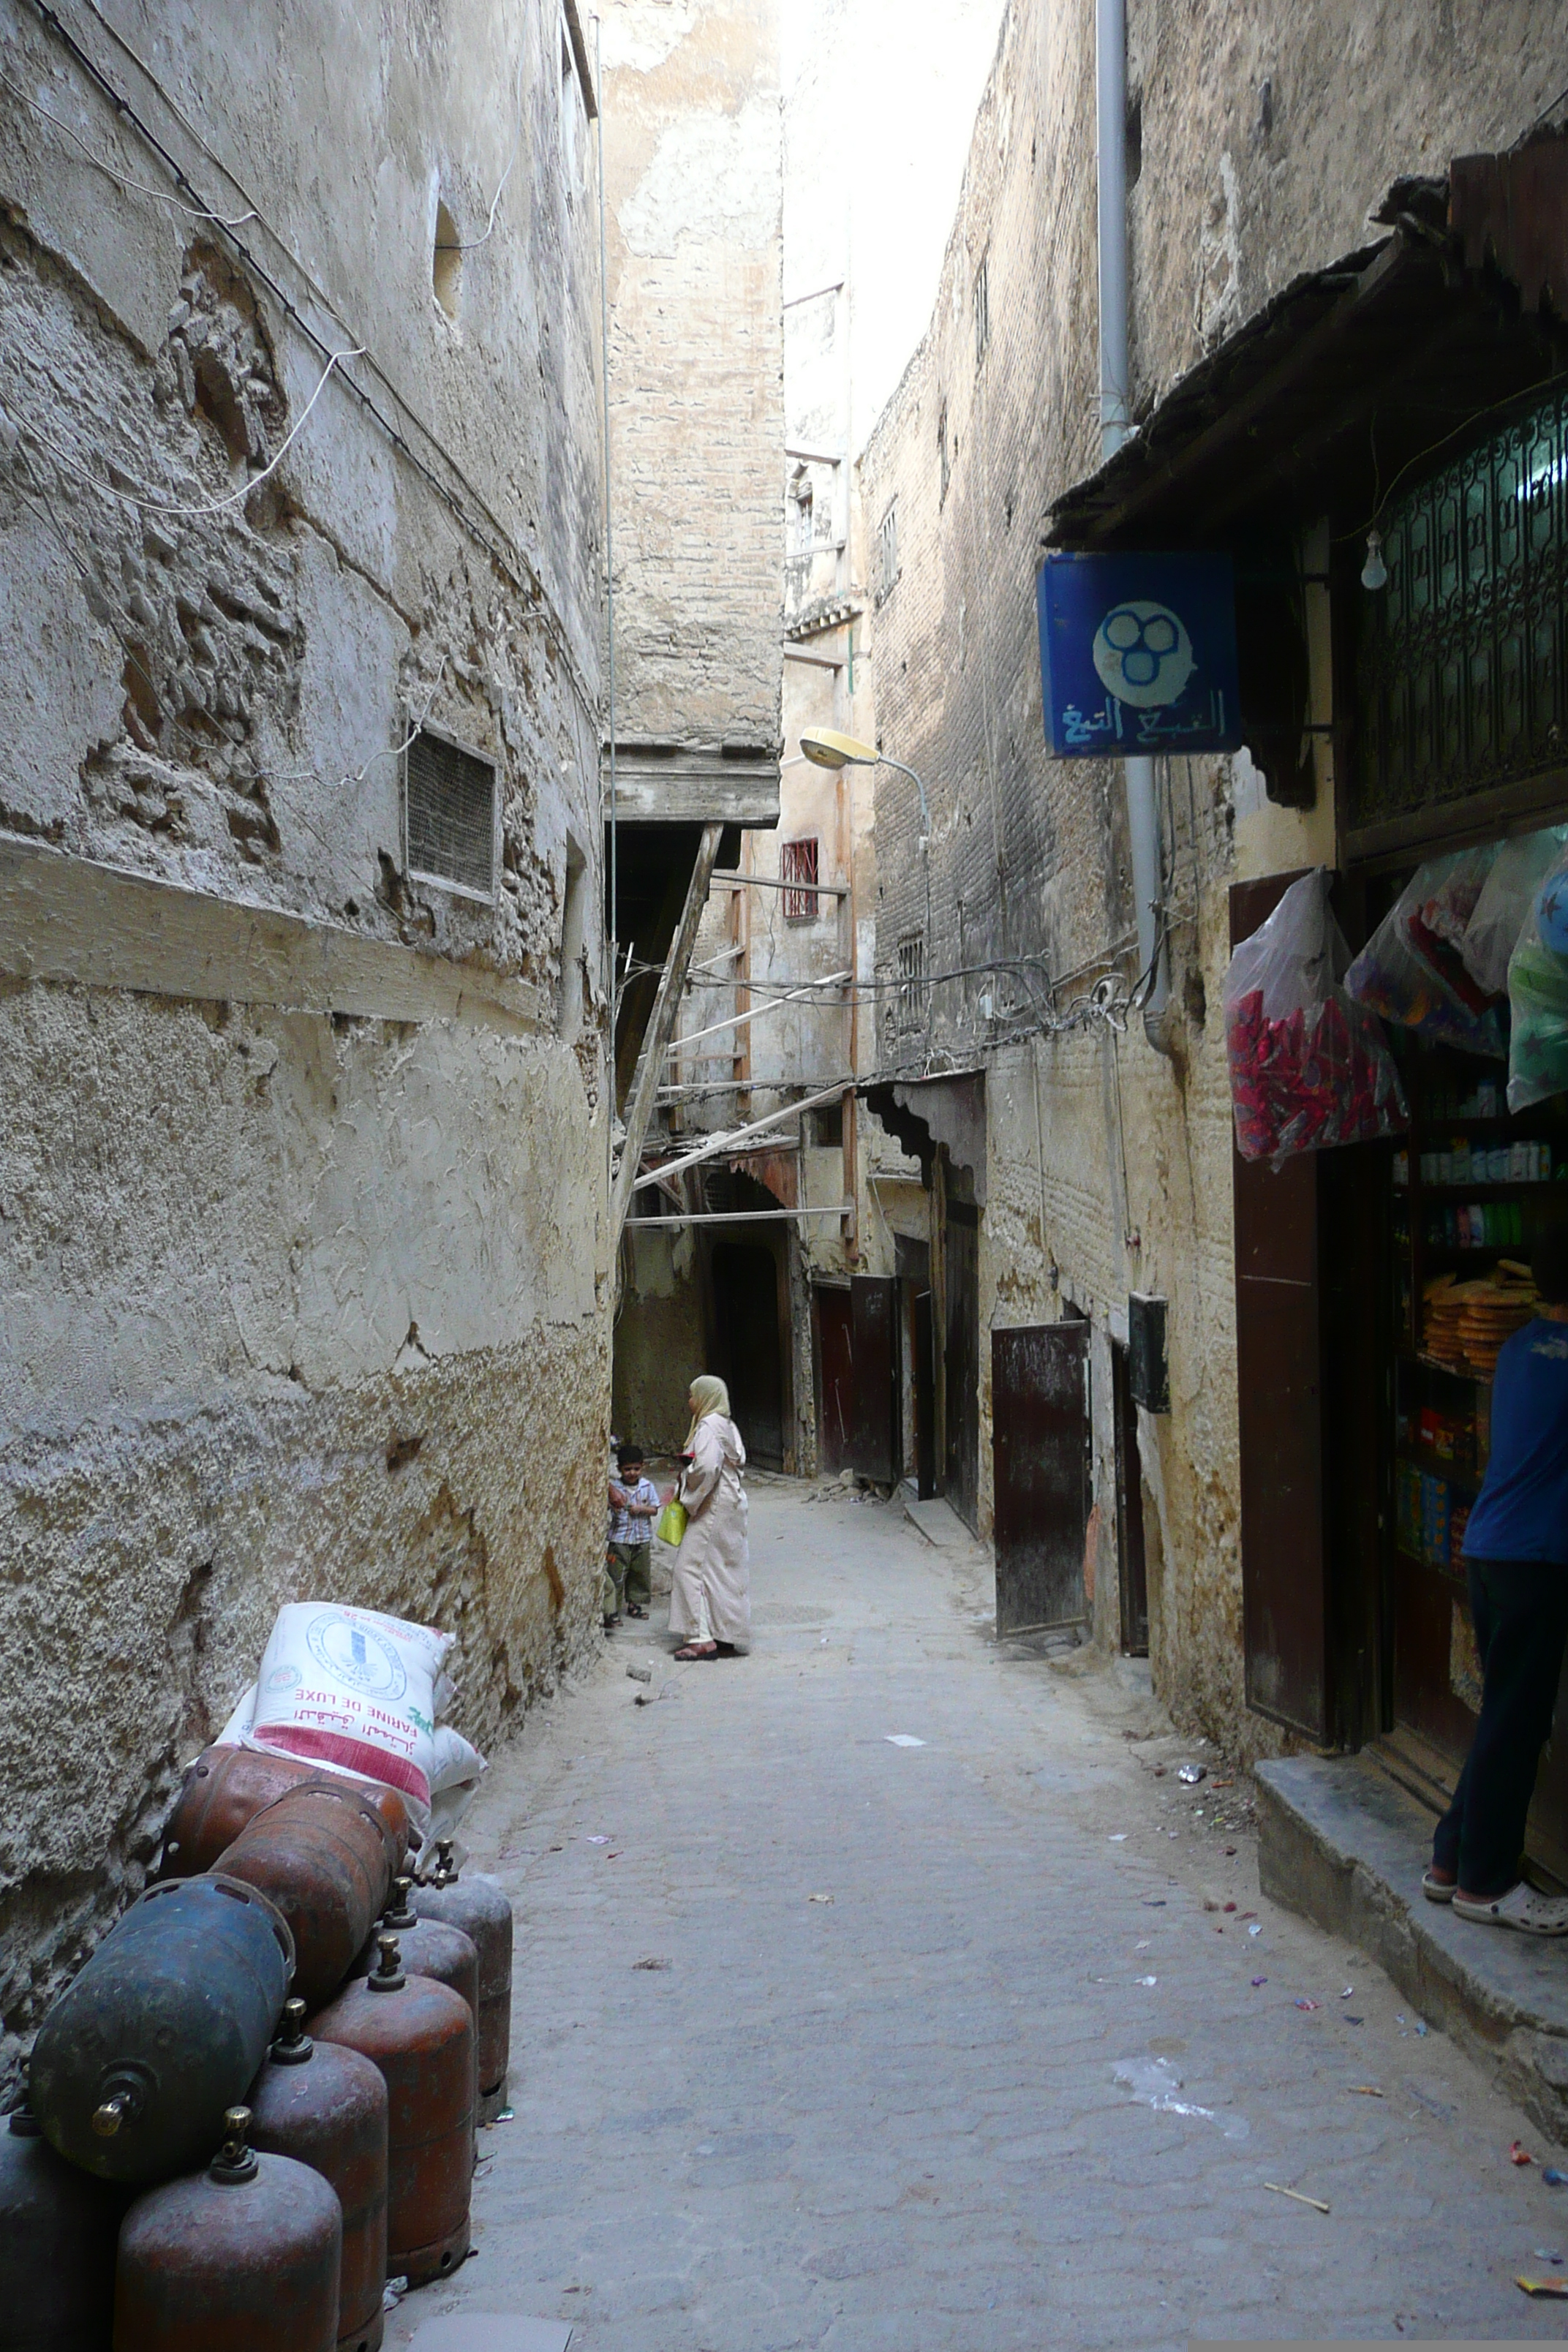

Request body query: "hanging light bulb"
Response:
[1360, 529, 1388, 592]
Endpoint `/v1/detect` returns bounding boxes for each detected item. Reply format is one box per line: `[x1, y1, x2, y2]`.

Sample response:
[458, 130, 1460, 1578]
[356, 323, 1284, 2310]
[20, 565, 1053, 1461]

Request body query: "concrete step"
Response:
[1256, 1751, 1568, 2146]
[898, 1486, 976, 1551]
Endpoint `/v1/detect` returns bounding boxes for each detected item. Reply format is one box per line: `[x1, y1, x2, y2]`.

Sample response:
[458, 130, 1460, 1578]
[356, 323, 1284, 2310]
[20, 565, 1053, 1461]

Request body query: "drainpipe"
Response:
[1095, 0, 1168, 1030]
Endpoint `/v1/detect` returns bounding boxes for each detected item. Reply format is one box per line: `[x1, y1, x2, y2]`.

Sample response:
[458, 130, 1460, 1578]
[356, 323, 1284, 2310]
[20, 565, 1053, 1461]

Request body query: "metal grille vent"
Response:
[781, 836, 820, 920]
[404, 725, 496, 898]
[895, 932, 926, 1030]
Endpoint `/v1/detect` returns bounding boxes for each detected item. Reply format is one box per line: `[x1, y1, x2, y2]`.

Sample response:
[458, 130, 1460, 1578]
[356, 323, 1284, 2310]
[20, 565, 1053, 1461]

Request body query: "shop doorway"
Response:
[1112, 1340, 1149, 1655]
[992, 1321, 1090, 1635]
[849, 1274, 900, 1484]
[944, 1199, 981, 1530]
[813, 1285, 853, 1474]
[711, 1241, 785, 1469]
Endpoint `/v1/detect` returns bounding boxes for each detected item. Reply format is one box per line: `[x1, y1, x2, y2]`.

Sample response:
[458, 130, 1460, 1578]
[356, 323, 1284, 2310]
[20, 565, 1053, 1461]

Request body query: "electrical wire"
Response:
[0, 64, 258, 225]
[19, 344, 364, 519]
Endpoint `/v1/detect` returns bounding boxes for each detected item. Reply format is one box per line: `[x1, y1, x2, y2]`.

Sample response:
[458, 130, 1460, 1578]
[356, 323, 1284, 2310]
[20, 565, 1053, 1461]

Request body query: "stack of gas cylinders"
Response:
[0, 1746, 514, 2351]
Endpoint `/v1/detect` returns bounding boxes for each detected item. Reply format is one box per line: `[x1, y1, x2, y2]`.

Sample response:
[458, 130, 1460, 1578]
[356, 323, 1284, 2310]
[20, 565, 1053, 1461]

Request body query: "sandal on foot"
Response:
[673, 1642, 717, 1661]
[1422, 1869, 1456, 1904]
[1452, 1882, 1568, 1935]
[627, 1605, 648, 1619]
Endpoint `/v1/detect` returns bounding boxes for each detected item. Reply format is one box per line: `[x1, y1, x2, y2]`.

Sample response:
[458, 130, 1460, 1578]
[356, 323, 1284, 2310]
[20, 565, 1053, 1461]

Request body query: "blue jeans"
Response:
[1432, 1557, 1568, 1899]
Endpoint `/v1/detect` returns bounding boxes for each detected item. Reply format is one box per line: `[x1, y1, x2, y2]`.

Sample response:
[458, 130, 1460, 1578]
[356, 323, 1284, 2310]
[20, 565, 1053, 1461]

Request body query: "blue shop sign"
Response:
[1036, 551, 1242, 757]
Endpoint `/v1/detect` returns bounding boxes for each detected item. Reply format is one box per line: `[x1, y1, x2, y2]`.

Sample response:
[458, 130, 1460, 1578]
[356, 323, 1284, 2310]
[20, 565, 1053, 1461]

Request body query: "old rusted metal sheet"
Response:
[1231, 873, 1329, 1739]
[159, 1746, 412, 1882]
[414, 1847, 513, 2117]
[114, 2113, 341, 2352]
[249, 2003, 389, 2352]
[992, 1322, 1090, 1636]
[310, 1935, 474, 2290]
[849, 1275, 900, 1484]
[216, 1783, 399, 2009]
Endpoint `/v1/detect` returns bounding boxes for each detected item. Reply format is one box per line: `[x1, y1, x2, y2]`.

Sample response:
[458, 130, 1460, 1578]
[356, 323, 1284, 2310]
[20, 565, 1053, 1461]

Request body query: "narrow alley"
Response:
[396, 1481, 1567, 2350]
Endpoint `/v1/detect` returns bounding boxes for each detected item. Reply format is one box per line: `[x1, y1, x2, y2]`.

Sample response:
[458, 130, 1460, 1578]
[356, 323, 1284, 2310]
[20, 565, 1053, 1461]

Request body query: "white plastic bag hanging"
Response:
[1344, 848, 1507, 1059]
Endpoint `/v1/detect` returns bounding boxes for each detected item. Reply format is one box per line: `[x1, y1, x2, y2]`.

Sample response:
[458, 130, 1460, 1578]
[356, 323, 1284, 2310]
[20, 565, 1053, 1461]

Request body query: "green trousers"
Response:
[606, 1539, 652, 1613]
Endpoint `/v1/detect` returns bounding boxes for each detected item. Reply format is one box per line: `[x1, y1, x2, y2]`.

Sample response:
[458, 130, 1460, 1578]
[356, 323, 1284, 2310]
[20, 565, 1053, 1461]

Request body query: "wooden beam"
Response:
[611, 823, 723, 1248]
[603, 746, 781, 826]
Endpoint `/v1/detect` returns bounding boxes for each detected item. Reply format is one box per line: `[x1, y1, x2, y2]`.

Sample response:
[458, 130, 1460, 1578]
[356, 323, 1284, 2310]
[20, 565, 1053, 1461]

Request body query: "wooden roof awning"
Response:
[1047, 133, 1568, 557]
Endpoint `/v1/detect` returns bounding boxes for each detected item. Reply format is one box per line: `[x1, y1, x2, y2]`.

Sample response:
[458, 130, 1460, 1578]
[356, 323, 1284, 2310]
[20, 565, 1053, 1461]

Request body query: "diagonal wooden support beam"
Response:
[611, 821, 723, 1249]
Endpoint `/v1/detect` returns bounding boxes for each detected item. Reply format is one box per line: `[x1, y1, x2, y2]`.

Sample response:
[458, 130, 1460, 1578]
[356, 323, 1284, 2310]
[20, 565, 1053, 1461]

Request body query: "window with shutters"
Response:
[780, 836, 820, 921]
[875, 500, 900, 603]
[404, 723, 497, 900]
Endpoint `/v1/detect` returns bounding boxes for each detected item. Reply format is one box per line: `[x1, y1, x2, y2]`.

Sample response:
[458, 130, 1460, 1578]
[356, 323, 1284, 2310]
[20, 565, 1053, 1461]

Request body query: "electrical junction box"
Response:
[1036, 550, 1243, 758]
[1128, 1291, 1170, 1414]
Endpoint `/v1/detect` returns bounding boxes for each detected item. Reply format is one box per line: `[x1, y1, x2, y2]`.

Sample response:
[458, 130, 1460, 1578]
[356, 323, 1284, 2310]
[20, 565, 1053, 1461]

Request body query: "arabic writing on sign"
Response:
[1059, 688, 1227, 750]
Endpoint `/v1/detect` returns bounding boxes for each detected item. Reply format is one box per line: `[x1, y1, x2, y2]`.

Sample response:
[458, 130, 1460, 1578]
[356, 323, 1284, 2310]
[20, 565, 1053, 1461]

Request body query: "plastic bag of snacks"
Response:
[1460, 824, 1568, 998]
[1507, 845, 1568, 1112]
[1224, 868, 1408, 1168]
[1345, 848, 1507, 1059]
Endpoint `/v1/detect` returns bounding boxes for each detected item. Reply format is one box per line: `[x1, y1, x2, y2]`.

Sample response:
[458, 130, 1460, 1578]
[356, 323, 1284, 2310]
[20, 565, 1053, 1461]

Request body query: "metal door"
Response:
[944, 1204, 981, 1529]
[1231, 872, 1329, 1738]
[814, 1286, 853, 1474]
[992, 1322, 1091, 1636]
[849, 1275, 900, 1484]
[913, 1289, 937, 1499]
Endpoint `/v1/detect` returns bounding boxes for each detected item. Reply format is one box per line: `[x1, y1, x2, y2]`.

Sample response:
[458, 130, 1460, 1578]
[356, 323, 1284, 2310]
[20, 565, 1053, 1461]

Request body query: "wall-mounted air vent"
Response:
[404, 723, 497, 901]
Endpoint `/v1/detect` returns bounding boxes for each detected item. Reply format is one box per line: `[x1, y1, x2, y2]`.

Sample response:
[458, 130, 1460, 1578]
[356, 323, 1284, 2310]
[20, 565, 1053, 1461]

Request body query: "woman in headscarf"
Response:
[667, 1374, 752, 1660]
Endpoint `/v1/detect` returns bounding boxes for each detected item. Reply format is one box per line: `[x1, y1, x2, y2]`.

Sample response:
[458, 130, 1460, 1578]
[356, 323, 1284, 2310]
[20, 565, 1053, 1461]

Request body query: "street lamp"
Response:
[798, 727, 931, 847]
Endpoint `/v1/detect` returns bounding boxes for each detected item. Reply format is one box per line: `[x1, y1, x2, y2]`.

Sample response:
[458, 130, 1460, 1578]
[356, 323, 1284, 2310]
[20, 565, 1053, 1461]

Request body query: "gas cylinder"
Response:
[248, 2001, 388, 2352]
[0, 2088, 126, 2349]
[310, 1934, 473, 2288]
[216, 1782, 399, 2008]
[159, 1746, 412, 1880]
[30, 1874, 294, 2185]
[115, 2106, 341, 2352]
[414, 1843, 513, 2122]
[350, 1878, 479, 2028]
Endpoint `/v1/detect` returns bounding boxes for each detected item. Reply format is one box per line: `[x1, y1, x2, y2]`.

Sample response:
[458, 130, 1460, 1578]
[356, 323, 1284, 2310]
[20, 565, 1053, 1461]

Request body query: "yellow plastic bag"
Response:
[655, 1499, 687, 1548]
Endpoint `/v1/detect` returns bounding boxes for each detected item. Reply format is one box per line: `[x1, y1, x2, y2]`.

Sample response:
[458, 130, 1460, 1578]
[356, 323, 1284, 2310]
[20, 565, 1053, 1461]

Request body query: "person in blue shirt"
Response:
[1426, 1224, 1568, 1934]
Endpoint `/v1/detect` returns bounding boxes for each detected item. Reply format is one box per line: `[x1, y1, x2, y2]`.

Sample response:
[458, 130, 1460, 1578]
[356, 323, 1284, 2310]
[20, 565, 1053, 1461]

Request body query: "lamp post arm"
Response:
[875, 753, 931, 839]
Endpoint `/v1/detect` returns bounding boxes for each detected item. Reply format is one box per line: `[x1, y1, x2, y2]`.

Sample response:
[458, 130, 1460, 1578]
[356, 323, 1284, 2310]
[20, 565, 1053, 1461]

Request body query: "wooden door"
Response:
[815, 1286, 853, 1474]
[944, 1202, 981, 1529]
[992, 1322, 1091, 1636]
[913, 1289, 937, 1499]
[1112, 1340, 1149, 1655]
[849, 1275, 900, 1484]
[1231, 872, 1330, 1738]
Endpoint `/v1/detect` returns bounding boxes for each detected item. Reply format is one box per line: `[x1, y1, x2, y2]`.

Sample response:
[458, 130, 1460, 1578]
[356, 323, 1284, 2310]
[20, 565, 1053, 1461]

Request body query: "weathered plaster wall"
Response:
[600, 0, 783, 751]
[854, 1, 1567, 1754]
[0, 0, 608, 2081]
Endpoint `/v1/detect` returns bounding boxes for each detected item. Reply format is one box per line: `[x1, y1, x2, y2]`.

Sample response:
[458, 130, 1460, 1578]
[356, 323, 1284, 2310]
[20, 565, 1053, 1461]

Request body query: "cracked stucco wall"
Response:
[0, 0, 609, 2083]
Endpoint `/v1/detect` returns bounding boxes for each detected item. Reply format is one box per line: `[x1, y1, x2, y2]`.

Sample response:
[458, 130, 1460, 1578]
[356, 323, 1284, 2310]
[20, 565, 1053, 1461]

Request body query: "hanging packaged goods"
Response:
[159, 1745, 412, 1882]
[29, 1874, 293, 2185]
[309, 1934, 475, 2288]
[214, 1783, 401, 2011]
[0, 2093, 127, 2351]
[1224, 870, 1407, 1166]
[1507, 845, 1568, 1112]
[113, 2108, 342, 2352]
[248, 2003, 389, 2352]
[1345, 848, 1508, 1058]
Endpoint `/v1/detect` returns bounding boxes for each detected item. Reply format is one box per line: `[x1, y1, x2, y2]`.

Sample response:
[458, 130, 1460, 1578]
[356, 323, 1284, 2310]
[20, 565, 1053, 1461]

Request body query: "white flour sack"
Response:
[247, 1602, 483, 1819]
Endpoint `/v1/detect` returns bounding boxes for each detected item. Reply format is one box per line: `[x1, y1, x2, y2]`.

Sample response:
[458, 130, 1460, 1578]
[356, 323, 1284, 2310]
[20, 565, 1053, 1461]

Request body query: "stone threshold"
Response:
[1256, 1751, 1568, 2146]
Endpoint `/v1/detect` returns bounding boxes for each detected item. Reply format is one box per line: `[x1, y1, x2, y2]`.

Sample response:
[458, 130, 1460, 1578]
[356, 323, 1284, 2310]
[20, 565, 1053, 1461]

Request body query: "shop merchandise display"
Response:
[1225, 869, 1408, 1166]
[1507, 844, 1568, 1112]
[1346, 848, 1508, 1060]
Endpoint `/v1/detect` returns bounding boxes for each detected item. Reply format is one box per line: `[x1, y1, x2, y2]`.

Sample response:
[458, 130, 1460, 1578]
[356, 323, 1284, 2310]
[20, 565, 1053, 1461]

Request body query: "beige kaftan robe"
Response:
[669, 1411, 752, 1650]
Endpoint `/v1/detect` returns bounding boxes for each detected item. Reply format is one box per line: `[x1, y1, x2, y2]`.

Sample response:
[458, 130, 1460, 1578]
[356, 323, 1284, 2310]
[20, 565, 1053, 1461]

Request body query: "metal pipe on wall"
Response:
[1095, 0, 1168, 1025]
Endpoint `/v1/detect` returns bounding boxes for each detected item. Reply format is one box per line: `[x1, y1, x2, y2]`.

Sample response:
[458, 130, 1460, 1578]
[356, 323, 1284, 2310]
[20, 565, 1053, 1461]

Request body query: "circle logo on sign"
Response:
[1092, 600, 1196, 709]
[304, 1610, 407, 1699]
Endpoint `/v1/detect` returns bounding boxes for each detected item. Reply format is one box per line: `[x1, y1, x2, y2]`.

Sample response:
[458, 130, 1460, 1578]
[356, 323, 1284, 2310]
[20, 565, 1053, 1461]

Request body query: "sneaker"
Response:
[1452, 1882, 1568, 1936]
[1422, 1869, 1456, 1904]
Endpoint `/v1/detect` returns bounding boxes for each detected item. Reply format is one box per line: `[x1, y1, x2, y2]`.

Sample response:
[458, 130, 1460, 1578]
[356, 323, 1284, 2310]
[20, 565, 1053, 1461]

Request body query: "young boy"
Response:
[607, 1444, 660, 1622]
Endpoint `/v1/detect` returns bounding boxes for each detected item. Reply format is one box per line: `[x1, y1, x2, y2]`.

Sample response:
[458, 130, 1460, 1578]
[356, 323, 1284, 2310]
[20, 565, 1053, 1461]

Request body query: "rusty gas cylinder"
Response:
[310, 1934, 473, 2288]
[159, 1746, 412, 1880]
[248, 2001, 388, 2352]
[115, 2105, 341, 2352]
[0, 2088, 127, 2349]
[415, 1843, 513, 2122]
[216, 1782, 399, 2008]
[31, 1874, 294, 2185]
[350, 1877, 479, 2026]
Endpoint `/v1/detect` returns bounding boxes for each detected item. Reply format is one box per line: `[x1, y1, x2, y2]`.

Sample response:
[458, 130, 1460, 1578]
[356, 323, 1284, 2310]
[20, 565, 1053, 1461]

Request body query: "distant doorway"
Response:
[814, 1285, 853, 1474]
[1112, 1339, 1150, 1655]
[711, 1241, 785, 1468]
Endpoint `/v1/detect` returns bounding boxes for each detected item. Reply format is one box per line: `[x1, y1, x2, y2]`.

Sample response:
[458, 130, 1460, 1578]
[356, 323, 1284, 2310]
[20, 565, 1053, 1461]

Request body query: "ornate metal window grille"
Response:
[896, 931, 927, 1030]
[404, 723, 497, 899]
[1352, 382, 1568, 832]
[875, 501, 900, 603]
[780, 836, 820, 920]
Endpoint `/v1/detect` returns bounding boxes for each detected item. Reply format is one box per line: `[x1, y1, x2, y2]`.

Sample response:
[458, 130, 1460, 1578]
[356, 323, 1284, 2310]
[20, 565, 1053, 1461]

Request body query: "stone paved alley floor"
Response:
[388, 1477, 1568, 2349]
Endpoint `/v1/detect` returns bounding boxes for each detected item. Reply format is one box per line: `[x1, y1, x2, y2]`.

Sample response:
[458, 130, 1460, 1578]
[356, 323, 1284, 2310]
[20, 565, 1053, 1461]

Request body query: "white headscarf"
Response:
[685, 1373, 731, 1451]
